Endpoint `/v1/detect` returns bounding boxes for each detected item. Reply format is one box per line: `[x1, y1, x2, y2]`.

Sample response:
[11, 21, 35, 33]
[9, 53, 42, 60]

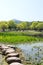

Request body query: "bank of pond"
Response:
[0, 31, 43, 43]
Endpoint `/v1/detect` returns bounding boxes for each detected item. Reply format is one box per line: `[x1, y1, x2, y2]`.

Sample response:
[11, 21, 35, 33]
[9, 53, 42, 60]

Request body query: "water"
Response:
[15, 42, 43, 64]
[0, 42, 43, 65]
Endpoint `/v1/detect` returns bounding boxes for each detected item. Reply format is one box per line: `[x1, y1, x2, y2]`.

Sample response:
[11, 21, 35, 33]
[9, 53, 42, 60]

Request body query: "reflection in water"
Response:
[15, 42, 43, 64]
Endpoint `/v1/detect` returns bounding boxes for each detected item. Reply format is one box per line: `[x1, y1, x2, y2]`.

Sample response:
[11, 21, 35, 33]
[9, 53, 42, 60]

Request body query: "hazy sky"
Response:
[0, 0, 43, 21]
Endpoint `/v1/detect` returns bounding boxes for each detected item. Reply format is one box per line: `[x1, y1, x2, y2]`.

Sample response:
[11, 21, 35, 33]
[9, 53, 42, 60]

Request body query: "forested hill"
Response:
[13, 19, 21, 24]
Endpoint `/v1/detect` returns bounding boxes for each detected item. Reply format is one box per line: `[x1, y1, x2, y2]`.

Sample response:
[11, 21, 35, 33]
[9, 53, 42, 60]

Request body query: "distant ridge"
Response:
[13, 19, 21, 24]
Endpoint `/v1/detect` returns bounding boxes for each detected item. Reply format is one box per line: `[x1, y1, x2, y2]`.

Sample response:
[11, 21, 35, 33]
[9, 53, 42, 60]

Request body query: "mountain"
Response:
[13, 19, 21, 24]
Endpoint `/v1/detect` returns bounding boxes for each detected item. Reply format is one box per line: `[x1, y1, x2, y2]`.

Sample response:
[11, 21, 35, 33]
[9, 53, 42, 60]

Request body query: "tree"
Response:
[16, 23, 24, 30]
[8, 20, 16, 31]
[16, 22, 30, 30]
[30, 22, 38, 30]
[36, 23, 43, 31]
[0, 22, 8, 31]
[21, 22, 30, 30]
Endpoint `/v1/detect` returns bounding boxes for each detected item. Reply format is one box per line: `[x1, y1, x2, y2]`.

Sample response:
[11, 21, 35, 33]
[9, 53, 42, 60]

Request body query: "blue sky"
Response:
[0, 0, 43, 21]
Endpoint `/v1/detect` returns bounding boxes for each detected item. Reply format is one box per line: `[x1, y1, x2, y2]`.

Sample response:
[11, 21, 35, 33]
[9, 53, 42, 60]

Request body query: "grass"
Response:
[0, 36, 43, 44]
[0, 31, 43, 44]
[0, 30, 43, 36]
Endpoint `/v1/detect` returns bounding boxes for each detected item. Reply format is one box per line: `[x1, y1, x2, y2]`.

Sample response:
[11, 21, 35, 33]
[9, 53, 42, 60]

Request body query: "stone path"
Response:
[0, 44, 24, 65]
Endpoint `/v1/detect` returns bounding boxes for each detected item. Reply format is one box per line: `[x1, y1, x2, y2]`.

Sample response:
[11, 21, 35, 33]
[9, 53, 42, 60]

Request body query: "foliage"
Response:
[30, 21, 38, 30]
[16, 22, 30, 30]
[0, 20, 43, 31]
[8, 20, 16, 30]
[0, 21, 8, 31]
[36, 23, 43, 31]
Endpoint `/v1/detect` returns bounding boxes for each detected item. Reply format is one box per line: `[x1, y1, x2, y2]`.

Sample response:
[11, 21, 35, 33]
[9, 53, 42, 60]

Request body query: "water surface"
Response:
[15, 42, 43, 64]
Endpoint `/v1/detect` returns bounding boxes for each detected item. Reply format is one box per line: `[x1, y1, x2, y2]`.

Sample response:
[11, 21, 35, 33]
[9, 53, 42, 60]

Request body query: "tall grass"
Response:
[0, 36, 43, 44]
[0, 31, 43, 36]
[0, 31, 43, 44]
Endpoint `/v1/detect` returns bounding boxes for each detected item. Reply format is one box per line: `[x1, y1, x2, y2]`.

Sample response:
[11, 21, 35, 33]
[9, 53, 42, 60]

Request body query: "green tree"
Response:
[17, 22, 30, 30]
[0, 22, 8, 31]
[36, 23, 43, 31]
[21, 22, 30, 30]
[16, 23, 24, 30]
[8, 20, 16, 31]
[30, 22, 38, 30]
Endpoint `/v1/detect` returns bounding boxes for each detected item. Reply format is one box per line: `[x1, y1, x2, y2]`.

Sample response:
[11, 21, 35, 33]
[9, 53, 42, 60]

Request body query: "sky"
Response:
[0, 0, 43, 21]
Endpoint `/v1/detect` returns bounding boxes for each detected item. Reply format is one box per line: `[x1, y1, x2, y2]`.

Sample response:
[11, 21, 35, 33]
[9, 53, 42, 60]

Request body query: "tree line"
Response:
[0, 20, 43, 31]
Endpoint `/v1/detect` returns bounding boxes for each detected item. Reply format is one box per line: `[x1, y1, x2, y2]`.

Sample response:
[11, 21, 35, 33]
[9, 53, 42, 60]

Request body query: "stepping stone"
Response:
[5, 48, 15, 55]
[2, 49, 7, 55]
[6, 53, 19, 59]
[6, 57, 21, 64]
[10, 62, 24, 65]
[1, 45, 9, 55]
[1, 45, 8, 50]
[7, 45, 16, 49]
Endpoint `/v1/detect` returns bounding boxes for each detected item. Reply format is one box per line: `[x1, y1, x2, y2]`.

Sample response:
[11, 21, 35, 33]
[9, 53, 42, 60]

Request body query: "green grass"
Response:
[0, 30, 43, 36]
[0, 31, 43, 44]
[0, 36, 43, 44]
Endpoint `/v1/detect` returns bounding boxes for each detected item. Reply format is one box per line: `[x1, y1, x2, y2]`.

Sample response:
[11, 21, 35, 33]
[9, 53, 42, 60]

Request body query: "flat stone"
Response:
[6, 57, 21, 64]
[7, 53, 19, 57]
[2, 49, 7, 55]
[5, 48, 15, 55]
[5, 53, 19, 59]
[10, 62, 24, 65]
[7, 45, 16, 49]
[1, 45, 8, 50]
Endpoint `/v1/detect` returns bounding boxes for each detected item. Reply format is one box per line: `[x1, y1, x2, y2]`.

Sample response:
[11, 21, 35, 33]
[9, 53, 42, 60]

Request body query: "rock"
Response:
[1, 45, 9, 55]
[10, 62, 24, 65]
[1, 45, 8, 50]
[7, 45, 16, 49]
[2, 49, 7, 55]
[6, 53, 19, 59]
[6, 57, 21, 64]
[5, 48, 15, 55]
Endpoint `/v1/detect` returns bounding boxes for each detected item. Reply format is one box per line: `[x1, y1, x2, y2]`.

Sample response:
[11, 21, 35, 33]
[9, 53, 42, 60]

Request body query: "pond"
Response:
[15, 42, 43, 64]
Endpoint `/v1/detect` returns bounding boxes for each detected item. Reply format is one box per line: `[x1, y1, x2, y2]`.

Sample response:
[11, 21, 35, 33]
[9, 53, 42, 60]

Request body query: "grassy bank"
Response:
[0, 35, 43, 44]
[0, 30, 43, 36]
[0, 31, 43, 44]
